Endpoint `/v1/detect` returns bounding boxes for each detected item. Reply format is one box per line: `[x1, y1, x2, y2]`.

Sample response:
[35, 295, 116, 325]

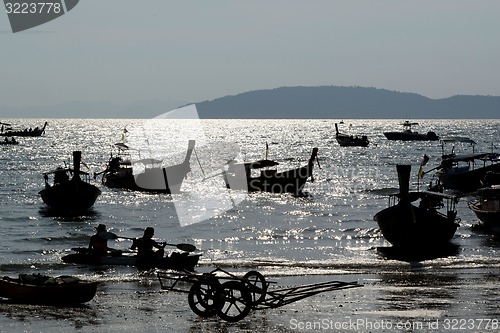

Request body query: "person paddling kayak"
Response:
[130, 227, 165, 258]
[88, 224, 120, 256]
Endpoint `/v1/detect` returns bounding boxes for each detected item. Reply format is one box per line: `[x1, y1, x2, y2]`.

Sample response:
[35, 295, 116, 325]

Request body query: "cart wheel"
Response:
[243, 270, 267, 305]
[215, 281, 252, 322]
[188, 280, 220, 317]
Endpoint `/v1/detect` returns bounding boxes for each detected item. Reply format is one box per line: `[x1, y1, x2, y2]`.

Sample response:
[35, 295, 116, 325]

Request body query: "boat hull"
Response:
[437, 163, 500, 192]
[0, 276, 98, 304]
[374, 203, 459, 248]
[104, 163, 189, 193]
[249, 164, 312, 194]
[62, 252, 201, 271]
[469, 199, 500, 234]
[335, 124, 369, 147]
[383, 131, 438, 141]
[336, 136, 369, 147]
[225, 164, 312, 195]
[0, 122, 47, 137]
[39, 179, 101, 212]
[102, 141, 194, 193]
[224, 147, 318, 195]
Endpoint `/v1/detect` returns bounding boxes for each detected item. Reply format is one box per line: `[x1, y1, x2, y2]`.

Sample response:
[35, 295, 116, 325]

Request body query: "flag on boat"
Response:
[418, 154, 429, 180]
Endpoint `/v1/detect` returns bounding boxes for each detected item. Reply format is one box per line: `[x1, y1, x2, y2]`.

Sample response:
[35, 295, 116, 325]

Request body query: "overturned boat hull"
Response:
[0, 275, 98, 304]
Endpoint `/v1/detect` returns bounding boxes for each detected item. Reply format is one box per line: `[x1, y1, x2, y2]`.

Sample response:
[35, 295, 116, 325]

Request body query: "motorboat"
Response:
[384, 121, 438, 141]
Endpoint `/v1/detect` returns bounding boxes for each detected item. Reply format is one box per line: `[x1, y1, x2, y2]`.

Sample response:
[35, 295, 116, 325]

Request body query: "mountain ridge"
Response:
[195, 86, 500, 119]
[1, 86, 499, 118]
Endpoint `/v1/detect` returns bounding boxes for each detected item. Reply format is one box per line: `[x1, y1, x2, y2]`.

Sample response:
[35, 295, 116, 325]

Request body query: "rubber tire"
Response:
[187, 280, 220, 317]
[243, 270, 267, 305]
[215, 281, 252, 322]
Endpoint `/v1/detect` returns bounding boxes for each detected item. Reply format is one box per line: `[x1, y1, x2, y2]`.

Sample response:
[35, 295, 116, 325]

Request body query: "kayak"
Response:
[62, 249, 201, 271]
[0, 274, 98, 304]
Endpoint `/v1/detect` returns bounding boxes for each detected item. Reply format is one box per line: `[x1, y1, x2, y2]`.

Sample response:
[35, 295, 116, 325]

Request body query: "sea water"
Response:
[0, 119, 499, 331]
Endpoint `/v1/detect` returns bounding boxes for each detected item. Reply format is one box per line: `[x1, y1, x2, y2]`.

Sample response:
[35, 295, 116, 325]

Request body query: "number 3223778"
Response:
[5, 2, 62, 14]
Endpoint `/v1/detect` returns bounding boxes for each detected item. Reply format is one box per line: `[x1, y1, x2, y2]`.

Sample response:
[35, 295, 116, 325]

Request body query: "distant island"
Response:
[196, 86, 500, 119]
[1, 86, 499, 119]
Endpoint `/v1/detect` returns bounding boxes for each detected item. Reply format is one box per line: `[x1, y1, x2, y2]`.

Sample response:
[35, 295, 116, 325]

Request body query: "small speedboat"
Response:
[0, 274, 98, 304]
[384, 121, 438, 141]
[62, 248, 201, 271]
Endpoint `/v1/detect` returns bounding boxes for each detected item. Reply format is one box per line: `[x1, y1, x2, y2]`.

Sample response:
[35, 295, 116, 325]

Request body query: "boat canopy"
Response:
[439, 136, 476, 145]
[390, 190, 458, 202]
[401, 121, 419, 126]
[442, 153, 500, 163]
[43, 168, 90, 176]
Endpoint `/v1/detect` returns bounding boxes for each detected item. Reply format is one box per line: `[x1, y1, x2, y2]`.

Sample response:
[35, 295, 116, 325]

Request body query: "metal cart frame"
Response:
[157, 267, 361, 322]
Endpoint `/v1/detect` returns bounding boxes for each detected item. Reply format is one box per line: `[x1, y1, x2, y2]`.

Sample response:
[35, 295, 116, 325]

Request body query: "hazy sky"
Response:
[1, 1, 500, 109]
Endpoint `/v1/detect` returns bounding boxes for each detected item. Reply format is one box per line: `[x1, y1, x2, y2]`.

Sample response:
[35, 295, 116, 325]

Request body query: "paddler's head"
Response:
[144, 227, 154, 239]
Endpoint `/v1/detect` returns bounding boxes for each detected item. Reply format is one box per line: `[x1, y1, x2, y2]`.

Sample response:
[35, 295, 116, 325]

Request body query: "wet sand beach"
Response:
[1, 265, 499, 333]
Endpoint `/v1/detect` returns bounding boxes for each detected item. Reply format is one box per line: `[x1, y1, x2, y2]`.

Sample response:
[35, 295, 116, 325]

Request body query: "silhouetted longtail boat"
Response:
[39, 151, 101, 213]
[335, 123, 369, 147]
[374, 165, 460, 248]
[0, 121, 47, 137]
[98, 140, 195, 193]
[223, 147, 320, 195]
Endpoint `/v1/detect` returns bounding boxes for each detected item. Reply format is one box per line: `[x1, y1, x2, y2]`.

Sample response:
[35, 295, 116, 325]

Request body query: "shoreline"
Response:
[1, 268, 499, 332]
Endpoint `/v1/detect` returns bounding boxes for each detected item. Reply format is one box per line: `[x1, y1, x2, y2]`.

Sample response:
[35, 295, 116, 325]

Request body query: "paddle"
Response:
[118, 236, 196, 252]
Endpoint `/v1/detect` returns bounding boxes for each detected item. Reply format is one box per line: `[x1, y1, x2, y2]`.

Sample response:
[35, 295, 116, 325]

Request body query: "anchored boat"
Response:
[99, 140, 195, 193]
[374, 165, 460, 248]
[223, 147, 320, 195]
[335, 123, 369, 147]
[384, 121, 438, 141]
[39, 151, 101, 213]
[0, 121, 47, 137]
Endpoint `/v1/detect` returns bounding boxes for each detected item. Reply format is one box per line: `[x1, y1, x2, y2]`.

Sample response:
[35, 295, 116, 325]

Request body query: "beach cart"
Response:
[157, 267, 362, 322]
